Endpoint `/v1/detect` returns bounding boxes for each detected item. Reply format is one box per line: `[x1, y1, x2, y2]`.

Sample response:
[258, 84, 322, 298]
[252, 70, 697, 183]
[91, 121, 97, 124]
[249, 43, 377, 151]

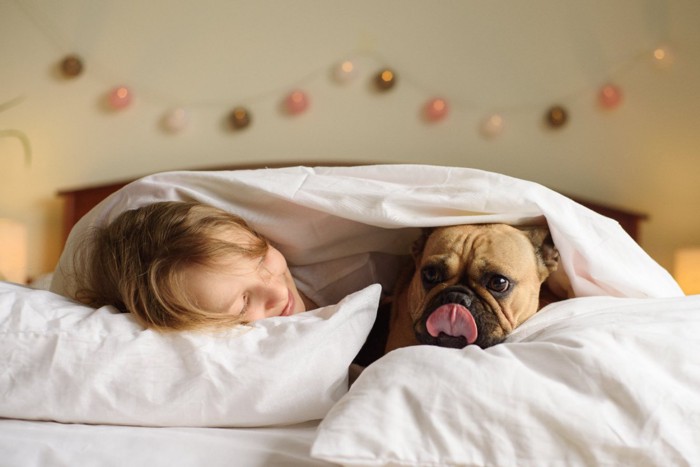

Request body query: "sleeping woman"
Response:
[73, 201, 318, 332]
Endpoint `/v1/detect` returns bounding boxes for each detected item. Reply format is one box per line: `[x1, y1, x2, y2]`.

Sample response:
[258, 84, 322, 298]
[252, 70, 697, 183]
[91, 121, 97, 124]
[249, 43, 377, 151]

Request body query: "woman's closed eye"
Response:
[237, 293, 250, 318]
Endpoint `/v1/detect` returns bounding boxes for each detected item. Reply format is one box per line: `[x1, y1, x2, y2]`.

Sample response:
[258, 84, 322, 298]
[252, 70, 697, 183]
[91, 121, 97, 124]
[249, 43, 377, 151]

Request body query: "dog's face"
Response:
[386, 223, 560, 352]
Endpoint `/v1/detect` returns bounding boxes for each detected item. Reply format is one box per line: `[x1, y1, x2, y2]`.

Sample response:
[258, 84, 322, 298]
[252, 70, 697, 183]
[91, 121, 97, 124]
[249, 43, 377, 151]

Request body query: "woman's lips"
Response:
[280, 290, 295, 317]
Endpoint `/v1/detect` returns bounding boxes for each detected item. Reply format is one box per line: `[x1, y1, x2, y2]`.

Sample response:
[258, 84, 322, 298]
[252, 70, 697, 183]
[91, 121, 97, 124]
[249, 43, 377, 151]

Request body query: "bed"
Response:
[1, 163, 699, 466]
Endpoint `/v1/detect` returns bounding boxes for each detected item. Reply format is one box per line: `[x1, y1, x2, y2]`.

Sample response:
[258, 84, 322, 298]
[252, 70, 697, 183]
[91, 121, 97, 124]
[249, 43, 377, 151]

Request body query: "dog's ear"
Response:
[522, 225, 560, 275]
[522, 225, 574, 300]
[411, 227, 434, 260]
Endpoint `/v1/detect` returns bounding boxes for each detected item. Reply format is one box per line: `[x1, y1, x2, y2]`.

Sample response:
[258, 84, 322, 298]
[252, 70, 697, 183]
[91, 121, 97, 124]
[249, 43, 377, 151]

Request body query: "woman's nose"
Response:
[262, 285, 286, 312]
[248, 281, 287, 320]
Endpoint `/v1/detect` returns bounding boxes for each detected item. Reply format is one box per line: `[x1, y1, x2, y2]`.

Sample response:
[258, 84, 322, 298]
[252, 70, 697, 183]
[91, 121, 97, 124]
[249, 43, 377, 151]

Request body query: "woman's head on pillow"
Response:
[73, 201, 312, 332]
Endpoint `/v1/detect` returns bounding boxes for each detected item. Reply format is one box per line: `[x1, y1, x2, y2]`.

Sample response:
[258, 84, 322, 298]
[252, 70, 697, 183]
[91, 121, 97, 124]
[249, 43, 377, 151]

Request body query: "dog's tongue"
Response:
[426, 304, 478, 345]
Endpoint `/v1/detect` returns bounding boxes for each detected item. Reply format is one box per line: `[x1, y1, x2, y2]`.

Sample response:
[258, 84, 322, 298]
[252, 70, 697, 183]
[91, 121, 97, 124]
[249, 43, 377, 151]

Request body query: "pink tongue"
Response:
[426, 304, 478, 345]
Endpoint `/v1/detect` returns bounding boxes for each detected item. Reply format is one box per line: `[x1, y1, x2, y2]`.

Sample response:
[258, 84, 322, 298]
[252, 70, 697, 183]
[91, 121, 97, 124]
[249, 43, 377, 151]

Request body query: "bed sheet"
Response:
[0, 419, 332, 467]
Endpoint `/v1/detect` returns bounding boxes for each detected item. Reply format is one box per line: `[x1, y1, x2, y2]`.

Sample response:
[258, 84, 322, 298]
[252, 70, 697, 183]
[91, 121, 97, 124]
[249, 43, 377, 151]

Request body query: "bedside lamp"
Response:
[0, 218, 27, 284]
[674, 247, 700, 295]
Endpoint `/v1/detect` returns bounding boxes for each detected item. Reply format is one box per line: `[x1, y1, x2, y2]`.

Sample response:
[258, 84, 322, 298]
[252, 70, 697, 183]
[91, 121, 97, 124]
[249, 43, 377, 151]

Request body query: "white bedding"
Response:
[0, 281, 378, 427]
[312, 295, 700, 466]
[0, 419, 331, 467]
[2, 164, 697, 466]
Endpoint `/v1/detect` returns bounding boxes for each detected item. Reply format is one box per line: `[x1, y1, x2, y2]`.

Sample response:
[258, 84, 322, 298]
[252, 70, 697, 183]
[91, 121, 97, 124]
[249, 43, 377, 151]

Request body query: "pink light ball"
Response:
[424, 98, 449, 122]
[599, 84, 623, 109]
[284, 90, 309, 115]
[108, 86, 132, 110]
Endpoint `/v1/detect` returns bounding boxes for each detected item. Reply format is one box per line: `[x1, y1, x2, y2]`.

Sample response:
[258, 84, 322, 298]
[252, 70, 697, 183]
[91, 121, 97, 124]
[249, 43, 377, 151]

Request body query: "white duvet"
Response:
[53, 164, 681, 300]
[1, 164, 697, 466]
[312, 294, 700, 466]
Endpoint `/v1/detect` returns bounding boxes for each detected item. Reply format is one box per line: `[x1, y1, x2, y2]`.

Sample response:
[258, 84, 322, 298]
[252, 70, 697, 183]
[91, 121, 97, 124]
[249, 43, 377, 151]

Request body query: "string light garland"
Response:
[14, 0, 674, 140]
[50, 44, 671, 137]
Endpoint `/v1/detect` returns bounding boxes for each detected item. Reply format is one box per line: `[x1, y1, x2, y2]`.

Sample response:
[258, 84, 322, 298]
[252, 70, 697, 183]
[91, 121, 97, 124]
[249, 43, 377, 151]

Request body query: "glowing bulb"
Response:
[60, 55, 83, 78]
[545, 105, 568, 128]
[162, 108, 189, 133]
[108, 86, 132, 109]
[424, 98, 449, 121]
[652, 45, 674, 68]
[598, 84, 623, 109]
[480, 114, 504, 138]
[229, 106, 252, 129]
[374, 68, 397, 90]
[284, 90, 309, 115]
[333, 60, 358, 83]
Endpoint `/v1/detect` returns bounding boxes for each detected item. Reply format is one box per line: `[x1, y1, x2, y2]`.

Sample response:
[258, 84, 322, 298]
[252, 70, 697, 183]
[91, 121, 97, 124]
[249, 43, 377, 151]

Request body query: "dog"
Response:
[384, 223, 567, 352]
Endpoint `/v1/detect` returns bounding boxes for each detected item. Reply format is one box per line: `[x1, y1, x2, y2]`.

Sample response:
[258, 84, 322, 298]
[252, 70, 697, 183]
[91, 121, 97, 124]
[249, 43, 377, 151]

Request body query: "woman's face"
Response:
[184, 229, 307, 322]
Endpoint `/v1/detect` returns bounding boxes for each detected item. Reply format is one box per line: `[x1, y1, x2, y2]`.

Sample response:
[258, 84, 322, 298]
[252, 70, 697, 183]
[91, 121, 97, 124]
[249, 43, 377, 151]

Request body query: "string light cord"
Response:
[0, 96, 32, 165]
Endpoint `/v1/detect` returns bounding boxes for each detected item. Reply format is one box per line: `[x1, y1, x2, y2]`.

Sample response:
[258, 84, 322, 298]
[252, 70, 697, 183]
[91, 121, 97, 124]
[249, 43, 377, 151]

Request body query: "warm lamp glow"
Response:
[0, 219, 28, 284]
[674, 247, 700, 295]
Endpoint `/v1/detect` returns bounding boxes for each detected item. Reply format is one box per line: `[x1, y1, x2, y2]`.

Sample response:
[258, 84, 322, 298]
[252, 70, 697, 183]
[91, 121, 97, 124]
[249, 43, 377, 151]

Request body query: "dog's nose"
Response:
[437, 287, 473, 308]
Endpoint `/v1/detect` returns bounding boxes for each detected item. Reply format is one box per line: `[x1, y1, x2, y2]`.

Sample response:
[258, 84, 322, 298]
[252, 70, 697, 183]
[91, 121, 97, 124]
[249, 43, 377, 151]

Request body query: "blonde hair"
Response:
[75, 201, 269, 332]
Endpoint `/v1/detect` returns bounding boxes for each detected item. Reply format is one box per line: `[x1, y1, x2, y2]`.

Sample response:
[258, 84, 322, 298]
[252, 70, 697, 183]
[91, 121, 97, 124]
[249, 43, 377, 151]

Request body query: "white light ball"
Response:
[479, 114, 504, 138]
[652, 45, 674, 68]
[333, 60, 358, 84]
[162, 108, 190, 133]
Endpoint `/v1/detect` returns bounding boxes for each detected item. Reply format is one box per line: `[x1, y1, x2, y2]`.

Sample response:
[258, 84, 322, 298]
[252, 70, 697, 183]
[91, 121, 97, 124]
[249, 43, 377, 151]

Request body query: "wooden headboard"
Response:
[57, 163, 648, 245]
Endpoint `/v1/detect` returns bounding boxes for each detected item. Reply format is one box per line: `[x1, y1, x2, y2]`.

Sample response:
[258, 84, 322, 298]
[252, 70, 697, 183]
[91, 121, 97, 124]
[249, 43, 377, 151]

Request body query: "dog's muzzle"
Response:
[415, 286, 479, 349]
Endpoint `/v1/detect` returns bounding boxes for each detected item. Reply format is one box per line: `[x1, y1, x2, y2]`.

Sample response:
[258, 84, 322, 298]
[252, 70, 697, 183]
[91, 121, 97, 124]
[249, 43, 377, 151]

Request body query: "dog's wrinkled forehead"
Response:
[419, 224, 540, 277]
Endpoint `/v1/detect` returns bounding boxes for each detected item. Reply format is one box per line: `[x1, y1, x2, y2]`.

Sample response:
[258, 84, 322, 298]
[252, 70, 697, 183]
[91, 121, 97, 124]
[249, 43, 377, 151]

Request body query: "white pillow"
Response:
[0, 281, 379, 427]
[312, 295, 700, 466]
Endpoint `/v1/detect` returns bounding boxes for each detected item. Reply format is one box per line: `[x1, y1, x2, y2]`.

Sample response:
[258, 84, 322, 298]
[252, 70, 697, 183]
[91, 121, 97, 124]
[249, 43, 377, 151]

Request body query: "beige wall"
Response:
[2, 0, 700, 280]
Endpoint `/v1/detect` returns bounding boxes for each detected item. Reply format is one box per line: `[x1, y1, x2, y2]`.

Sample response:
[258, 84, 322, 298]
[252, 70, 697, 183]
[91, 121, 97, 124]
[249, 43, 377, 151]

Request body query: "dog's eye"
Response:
[487, 275, 510, 294]
[421, 265, 443, 288]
